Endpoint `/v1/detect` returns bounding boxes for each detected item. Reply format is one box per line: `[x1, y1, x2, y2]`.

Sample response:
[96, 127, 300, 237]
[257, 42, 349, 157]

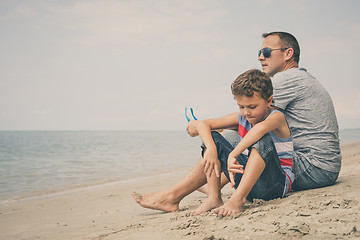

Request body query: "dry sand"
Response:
[1, 142, 359, 240]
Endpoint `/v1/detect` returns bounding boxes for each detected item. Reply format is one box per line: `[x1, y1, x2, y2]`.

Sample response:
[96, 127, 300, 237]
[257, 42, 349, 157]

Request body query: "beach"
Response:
[1, 141, 359, 240]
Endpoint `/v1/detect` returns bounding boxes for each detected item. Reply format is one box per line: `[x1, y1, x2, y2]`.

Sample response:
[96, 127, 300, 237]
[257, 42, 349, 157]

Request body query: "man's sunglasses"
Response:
[258, 47, 288, 58]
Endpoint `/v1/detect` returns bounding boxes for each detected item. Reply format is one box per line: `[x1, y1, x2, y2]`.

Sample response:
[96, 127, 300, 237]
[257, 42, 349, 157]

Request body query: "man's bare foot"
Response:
[213, 197, 246, 216]
[131, 192, 179, 212]
[192, 198, 223, 215]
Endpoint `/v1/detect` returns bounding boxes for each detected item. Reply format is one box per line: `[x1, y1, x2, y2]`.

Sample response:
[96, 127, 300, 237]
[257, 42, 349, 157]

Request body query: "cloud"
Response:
[302, 36, 347, 57]
[0, 0, 228, 45]
[1, 0, 359, 130]
[149, 108, 181, 118]
[38, 0, 229, 45]
[32, 109, 51, 115]
[87, 116, 126, 125]
[0, 2, 39, 19]
[334, 94, 360, 119]
[165, 31, 222, 44]
[337, 20, 360, 46]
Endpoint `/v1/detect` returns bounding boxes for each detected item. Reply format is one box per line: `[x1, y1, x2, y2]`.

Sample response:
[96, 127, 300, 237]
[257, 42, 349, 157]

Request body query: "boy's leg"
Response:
[212, 133, 286, 215]
[214, 148, 265, 215]
[132, 158, 208, 212]
[197, 129, 237, 195]
[192, 158, 223, 215]
[133, 130, 237, 212]
[192, 133, 240, 214]
[246, 134, 286, 201]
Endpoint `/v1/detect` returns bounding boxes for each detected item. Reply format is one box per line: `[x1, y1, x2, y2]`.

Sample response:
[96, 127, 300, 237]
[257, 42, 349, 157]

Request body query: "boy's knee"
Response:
[251, 133, 273, 151]
[210, 131, 226, 147]
[250, 133, 276, 164]
[211, 131, 221, 138]
[199, 157, 206, 165]
[257, 133, 273, 145]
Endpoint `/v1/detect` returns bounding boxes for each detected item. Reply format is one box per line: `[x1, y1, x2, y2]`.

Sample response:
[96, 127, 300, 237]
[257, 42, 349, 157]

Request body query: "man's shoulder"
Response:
[272, 68, 314, 88]
[273, 67, 309, 80]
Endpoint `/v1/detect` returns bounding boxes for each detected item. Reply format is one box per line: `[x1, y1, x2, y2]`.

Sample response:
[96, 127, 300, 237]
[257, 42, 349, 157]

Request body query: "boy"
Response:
[132, 69, 294, 216]
[190, 69, 294, 215]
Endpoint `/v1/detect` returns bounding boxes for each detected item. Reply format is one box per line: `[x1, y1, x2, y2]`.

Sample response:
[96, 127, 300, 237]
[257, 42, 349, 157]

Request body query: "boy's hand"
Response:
[203, 147, 220, 178]
[227, 156, 244, 187]
[186, 120, 199, 137]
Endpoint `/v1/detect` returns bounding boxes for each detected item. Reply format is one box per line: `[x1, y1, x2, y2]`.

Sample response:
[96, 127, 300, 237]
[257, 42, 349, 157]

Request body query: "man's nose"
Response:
[258, 52, 265, 61]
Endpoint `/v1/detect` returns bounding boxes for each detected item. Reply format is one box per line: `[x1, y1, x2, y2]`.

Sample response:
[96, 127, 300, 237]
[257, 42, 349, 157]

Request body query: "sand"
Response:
[1, 142, 360, 240]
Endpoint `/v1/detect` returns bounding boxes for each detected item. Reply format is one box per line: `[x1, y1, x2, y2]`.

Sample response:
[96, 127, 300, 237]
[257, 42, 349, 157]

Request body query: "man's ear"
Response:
[284, 48, 294, 61]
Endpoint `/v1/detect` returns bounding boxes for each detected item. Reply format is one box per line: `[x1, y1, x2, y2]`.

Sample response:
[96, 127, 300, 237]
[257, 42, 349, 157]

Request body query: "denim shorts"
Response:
[201, 131, 286, 202]
[292, 152, 339, 191]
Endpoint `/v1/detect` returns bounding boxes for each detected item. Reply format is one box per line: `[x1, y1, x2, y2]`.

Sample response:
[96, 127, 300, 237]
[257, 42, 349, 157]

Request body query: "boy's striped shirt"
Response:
[237, 110, 294, 194]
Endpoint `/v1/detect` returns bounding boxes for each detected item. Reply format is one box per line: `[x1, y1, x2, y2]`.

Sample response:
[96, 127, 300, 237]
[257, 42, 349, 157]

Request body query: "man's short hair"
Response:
[231, 69, 273, 100]
[262, 32, 300, 63]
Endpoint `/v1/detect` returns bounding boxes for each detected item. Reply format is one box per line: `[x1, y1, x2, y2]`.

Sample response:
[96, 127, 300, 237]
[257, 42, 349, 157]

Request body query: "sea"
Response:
[0, 129, 359, 204]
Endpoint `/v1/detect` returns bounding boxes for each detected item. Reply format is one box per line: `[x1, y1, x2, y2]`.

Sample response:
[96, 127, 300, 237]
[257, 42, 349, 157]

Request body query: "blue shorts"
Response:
[292, 152, 339, 191]
[201, 131, 286, 201]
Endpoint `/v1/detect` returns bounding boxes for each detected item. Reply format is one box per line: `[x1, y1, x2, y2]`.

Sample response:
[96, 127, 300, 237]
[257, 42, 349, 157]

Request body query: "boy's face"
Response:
[235, 93, 272, 126]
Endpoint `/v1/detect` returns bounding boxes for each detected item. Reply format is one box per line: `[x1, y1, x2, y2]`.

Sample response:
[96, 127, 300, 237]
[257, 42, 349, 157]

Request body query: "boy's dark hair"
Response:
[262, 31, 300, 63]
[231, 69, 273, 100]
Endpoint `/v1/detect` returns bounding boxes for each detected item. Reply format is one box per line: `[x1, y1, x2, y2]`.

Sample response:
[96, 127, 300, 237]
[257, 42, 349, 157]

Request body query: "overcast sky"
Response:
[1, 0, 359, 131]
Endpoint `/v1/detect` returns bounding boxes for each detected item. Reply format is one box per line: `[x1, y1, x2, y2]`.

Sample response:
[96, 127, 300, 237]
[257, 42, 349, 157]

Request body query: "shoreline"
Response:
[0, 166, 193, 207]
[1, 141, 360, 239]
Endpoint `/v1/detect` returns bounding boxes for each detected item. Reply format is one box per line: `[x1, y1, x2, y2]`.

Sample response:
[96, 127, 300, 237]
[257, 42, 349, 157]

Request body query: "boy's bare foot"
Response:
[192, 198, 223, 215]
[213, 197, 246, 216]
[131, 192, 179, 212]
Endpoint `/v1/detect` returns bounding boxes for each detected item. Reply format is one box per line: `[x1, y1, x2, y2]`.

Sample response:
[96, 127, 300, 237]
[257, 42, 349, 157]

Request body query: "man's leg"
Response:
[197, 173, 229, 195]
[292, 153, 339, 191]
[222, 129, 240, 148]
[132, 158, 208, 212]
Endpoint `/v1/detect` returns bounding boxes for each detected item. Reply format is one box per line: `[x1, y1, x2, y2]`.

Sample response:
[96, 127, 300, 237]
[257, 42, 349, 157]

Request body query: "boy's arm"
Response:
[231, 112, 286, 157]
[186, 112, 239, 137]
[192, 112, 239, 178]
[227, 112, 288, 186]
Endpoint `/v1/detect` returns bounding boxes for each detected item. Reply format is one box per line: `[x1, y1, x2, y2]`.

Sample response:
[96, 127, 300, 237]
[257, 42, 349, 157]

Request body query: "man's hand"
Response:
[203, 147, 220, 178]
[186, 120, 199, 137]
[227, 155, 244, 187]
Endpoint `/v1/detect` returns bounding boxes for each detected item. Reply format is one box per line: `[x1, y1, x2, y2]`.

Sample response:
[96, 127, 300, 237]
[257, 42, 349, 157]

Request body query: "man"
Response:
[203, 32, 341, 191]
[257, 32, 341, 190]
[132, 32, 341, 215]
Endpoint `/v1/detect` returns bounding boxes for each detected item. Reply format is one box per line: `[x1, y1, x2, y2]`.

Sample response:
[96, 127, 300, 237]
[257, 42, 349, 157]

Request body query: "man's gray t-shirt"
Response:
[272, 68, 341, 173]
